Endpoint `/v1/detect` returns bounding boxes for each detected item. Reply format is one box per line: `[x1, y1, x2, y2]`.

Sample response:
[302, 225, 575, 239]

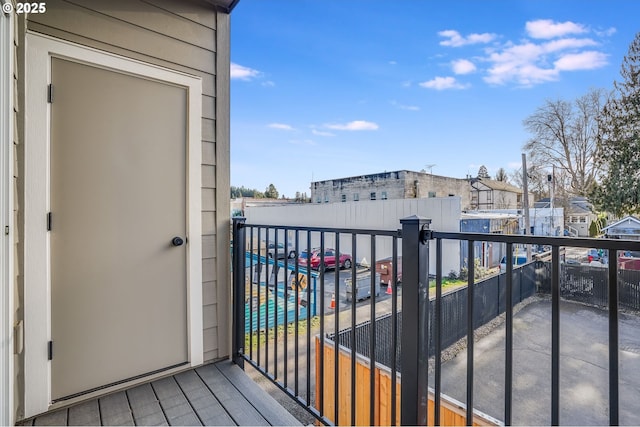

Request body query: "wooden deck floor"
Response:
[20, 360, 302, 426]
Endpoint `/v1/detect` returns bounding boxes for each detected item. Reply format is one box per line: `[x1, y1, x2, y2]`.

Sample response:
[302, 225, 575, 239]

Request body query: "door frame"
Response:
[0, 8, 14, 427]
[24, 32, 203, 418]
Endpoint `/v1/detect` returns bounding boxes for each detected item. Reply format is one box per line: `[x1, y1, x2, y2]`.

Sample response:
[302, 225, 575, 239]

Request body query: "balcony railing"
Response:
[231, 216, 640, 426]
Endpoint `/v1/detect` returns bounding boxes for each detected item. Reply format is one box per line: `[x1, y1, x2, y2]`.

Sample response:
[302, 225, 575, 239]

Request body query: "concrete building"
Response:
[311, 170, 471, 207]
[310, 170, 529, 211]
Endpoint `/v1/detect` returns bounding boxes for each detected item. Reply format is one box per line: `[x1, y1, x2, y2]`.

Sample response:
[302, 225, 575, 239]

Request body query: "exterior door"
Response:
[50, 57, 189, 400]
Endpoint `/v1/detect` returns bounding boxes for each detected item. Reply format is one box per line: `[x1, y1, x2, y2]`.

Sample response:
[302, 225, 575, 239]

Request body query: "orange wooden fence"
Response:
[315, 337, 502, 426]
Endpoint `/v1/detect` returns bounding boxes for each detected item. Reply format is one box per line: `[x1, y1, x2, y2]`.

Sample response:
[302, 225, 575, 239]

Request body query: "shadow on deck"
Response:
[19, 360, 302, 426]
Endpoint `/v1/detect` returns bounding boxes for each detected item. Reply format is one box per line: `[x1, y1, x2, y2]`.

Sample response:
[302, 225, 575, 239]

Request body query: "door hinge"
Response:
[48, 84, 53, 103]
[48, 341, 53, 360]
[47, 212, 52, 231]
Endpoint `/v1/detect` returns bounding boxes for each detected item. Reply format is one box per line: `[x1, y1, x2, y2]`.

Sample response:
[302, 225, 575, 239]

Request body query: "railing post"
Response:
[232, 217, 246, 368]
[400, 215, 431, 425]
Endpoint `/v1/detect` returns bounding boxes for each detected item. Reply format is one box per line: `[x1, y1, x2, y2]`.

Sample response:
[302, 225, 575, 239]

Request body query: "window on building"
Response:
[428, 191, 436, 198]
[353, 193, 359, 201]
[324, 191, 329, 203]
[579, 216, 587, 223]
[316, 197, 321, 204]
[370, 192, 377, 200]
[341, 194, 346, 202]
[381, 191, 387, 200]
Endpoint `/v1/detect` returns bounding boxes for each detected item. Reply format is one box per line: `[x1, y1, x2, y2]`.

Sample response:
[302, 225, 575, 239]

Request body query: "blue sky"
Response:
[230, 0, 640, 199]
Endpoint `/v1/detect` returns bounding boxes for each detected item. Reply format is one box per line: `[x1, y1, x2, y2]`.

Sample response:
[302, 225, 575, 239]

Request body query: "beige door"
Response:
[50, 58, 188, 400]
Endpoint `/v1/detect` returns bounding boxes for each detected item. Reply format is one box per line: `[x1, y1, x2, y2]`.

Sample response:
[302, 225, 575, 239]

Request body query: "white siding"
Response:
[246, 197, 462, 276]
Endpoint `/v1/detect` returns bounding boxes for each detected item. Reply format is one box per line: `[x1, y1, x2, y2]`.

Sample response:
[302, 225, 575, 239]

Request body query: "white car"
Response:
[265, 240, 296, 259]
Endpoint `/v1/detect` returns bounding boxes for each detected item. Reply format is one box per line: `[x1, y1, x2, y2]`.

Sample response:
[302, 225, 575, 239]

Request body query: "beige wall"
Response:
[311, 171, 473, 209]
[14, 2, 230, 406]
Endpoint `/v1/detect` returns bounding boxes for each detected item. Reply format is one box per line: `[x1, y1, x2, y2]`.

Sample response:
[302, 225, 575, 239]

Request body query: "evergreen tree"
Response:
[264, 183, 279, 199]
[592, 32, 640, 216]
[477, 165, 490, 179]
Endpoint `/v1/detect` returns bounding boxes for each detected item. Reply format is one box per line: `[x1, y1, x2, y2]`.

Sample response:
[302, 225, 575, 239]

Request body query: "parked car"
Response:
[587, 248, 605, 263]
[264, 240, 296, 259]
[298, 248, 352, 270]
[375, 256, 402, 285]
[499, 253, 528, 273]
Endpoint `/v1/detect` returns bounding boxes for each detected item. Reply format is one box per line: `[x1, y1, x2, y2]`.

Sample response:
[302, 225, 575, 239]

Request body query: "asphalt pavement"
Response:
[433, 296, 640, 425]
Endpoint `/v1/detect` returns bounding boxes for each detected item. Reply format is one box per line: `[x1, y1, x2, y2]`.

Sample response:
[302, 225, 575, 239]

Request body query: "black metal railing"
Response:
[232, 216, 640, 426]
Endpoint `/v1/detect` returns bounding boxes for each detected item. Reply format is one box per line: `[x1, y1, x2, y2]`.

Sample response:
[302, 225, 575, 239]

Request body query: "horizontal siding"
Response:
[28, 1, 216, 74]
[202, 95, 215, 120]
[202, 235, 216, 259]
[24, 0, 227, 373]
[25, 22, 216, 97]
[203, 327, 218, 360]
[202, 281, 217, 306]
[202, 118, 215, 142]
[67, 0, 216, 52]
[144, 0, 217, 30]
[202, 142, 216, 166]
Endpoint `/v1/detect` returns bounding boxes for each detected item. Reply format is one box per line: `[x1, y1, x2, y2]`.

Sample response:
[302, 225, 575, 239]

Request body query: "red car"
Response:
[298, 248, 352, 270]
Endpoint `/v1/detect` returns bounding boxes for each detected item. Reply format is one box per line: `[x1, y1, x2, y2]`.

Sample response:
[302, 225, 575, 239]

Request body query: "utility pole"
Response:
[522, 154, 531, 260]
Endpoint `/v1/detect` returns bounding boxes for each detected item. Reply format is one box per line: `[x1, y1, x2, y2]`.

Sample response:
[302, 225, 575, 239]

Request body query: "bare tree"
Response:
[510, 164, 549, 201]
[495, 167, 509, 182]
[523, 88, 606, 197]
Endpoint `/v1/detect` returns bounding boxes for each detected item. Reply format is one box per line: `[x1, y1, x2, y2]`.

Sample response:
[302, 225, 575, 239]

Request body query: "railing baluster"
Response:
[307, 231, 312, 405]
[435, 238, 442, 426]
[551, 245, 560, 425]
[257, 228, 262, 367]
[390, 234, 398, 427]
[249, 227, 254, 361]
[319, 232, 325, 417]
[351, 233, 357, 426]
[466, 240, 474, 426]
[369, 236, 376, 426]
[505, 243, 513, 426]
[284, 230, 289, 388]
[274, 229, 279, 380]
[334, 233, 340, 425]
[265, 227, 269, 373]
[608, 250, 619, 426]
[294, 230, 300, 397]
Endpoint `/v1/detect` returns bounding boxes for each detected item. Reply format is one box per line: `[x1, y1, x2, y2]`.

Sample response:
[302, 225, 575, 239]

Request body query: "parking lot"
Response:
[434, 296, 640, 425]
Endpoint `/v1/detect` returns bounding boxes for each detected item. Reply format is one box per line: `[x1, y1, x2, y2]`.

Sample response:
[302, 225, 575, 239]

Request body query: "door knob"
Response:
[172, 237, 184, 246]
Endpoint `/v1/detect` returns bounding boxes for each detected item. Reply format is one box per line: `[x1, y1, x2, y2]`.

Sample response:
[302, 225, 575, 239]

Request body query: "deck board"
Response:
[98, 392, 134, 426]
[151, 377, 201, 426]
[19, 360, 302, 426]
[67, 400, 100, 426]
[195, 363, 270, 426]
[215, 361, 302, 426]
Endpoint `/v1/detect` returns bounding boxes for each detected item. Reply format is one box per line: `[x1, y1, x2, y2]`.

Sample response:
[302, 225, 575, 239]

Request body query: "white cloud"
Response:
[268, 123, 294, 130]
[230, 62, 261, 80]
[526, 19, 587, 39]
[389, 60, 397, 65]
[419, 76, 469, 90]
[439, 30, 496, 47]
[483, 36, 607, 86]
[261, 80, 275, 87]
[554, 51, 608, 71]
[452, 59, 477, 75]
[391, 100, 420, 111]
[311, 129, 336, 137]
[324, 120, 379, 131]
